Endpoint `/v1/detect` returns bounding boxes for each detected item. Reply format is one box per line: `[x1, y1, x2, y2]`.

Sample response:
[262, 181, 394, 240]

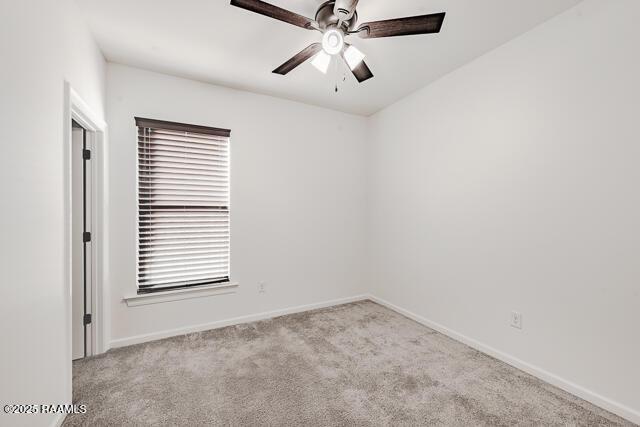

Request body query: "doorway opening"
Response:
[72, 120, 94, 359]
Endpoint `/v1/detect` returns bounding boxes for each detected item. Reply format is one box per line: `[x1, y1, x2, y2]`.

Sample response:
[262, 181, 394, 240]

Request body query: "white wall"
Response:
[106, 64, 367, 344]
[0, 1, 106, 426]
[367, 0, 640, 421]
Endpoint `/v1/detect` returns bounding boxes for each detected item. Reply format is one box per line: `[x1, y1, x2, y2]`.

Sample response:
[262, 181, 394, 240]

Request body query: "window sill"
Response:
[123, 282, 239, 307]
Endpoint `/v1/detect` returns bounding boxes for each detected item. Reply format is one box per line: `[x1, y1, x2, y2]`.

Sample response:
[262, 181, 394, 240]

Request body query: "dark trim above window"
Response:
[134, 117, 231, 138]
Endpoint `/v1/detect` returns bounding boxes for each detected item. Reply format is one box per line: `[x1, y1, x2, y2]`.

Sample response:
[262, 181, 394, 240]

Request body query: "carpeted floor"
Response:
[64, 300, 633, 426]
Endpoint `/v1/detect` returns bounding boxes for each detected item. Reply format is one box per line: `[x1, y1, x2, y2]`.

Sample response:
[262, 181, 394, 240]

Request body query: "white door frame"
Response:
[63, 82, 109, 395]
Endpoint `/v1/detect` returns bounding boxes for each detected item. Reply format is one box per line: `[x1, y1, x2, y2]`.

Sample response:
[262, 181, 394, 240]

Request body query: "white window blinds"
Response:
[136, 117, 231, 294]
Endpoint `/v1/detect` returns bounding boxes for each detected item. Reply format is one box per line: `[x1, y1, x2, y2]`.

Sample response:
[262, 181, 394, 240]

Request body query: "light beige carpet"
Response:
[64, 301, 633, 426]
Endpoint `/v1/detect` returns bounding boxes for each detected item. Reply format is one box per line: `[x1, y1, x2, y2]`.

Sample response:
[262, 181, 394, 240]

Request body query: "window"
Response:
[136, 117, 230, 294]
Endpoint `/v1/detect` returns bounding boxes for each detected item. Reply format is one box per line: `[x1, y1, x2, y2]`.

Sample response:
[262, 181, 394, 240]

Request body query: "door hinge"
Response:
[83, 149, 91, 160]
[83, 313, 92, 325]
[83, 231, 91, 242]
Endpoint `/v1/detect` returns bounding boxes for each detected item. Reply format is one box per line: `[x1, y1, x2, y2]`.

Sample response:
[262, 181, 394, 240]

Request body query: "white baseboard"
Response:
[109, 294, 369, 349]
[51, 413, 67, 427]
[367, 294, 640, 425]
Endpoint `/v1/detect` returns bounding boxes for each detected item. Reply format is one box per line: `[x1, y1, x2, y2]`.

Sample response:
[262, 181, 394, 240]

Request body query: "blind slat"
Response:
[140, 243, 229, 252]
[138, 136, 229, 151]
[138, 261, 229, 275]
[138, 147, 228, 159]
[139, 269, 230, 284]
[139, 168, 228, 178]
[139, 255, 229, 267]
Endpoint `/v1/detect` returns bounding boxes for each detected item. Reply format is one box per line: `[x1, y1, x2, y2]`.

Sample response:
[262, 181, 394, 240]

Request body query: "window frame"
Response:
[134, 117, 231, 295]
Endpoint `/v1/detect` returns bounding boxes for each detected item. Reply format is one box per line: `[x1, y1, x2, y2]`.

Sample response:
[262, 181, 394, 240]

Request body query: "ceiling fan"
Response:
[230, 0, 445, 83]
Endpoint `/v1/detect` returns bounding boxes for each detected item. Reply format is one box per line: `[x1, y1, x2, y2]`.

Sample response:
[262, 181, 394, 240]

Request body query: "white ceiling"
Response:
[76, 0, 581, 116]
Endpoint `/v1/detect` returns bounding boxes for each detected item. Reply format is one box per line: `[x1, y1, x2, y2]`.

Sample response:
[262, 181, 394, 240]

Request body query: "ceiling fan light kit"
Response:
[322, 29, 345, 55]
[311, 50, 332, 74]
[229, 0, 445, 84]
[343, 45, 365, 71]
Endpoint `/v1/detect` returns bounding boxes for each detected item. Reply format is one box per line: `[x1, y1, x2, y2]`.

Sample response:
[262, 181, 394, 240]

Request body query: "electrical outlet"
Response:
[510, 311, 523, 329]
[258, 282, 267, 293]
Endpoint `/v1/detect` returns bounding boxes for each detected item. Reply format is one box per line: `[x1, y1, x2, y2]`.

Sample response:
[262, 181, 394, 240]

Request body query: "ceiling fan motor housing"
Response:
[315, 1, 358, 32]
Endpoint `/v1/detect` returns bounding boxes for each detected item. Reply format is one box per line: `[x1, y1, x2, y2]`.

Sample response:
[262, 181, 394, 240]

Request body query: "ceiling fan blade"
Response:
[355, 12, 445, 39]
[273, 43, 323, 75]
[350, 60, 374, 83]
[230, 0, 315, 30]
[340, 52, 373, 83]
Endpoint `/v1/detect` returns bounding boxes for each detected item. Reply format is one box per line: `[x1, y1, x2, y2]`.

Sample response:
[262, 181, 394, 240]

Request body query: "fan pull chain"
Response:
[334, 56, 339, 93]
[333, 57, 346, 93]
